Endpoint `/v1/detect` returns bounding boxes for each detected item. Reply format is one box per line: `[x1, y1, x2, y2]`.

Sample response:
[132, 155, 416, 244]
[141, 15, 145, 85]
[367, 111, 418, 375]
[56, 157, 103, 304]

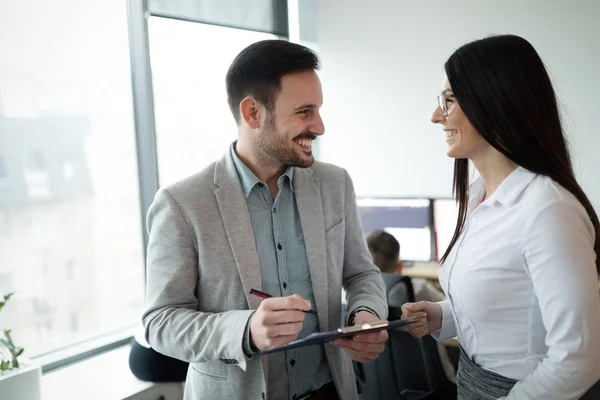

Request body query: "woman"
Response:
[402, 35, 600, 399]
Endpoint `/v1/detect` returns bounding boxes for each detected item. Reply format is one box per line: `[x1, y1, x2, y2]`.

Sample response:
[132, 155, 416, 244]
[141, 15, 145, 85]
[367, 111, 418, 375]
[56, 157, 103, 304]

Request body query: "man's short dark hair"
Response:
[226, 40, 320, 125]
[366, 230, 400, 273]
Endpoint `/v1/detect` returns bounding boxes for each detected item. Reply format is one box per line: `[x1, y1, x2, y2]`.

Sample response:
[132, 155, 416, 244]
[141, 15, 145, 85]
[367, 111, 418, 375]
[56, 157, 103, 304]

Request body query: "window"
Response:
[65, 259, 75, 281]
[27, 151, 46, 172]
[0, 154, 7, 179]
[36, 321, 54, 343]
[0, 211, 8, 238]
[0, 0, 145, 359]
[70, 313, 79, 333]
[148, 18, 277, 186]
[33, 298, 52, 314]
[0, 274, 12, 296]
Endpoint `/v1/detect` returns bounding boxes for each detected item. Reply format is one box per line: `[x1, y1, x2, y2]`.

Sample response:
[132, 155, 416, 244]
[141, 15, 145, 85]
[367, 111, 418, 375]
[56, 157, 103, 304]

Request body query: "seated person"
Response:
[366, 230, 444, 305]
[129, 325, 188, 383]
[366, 229, 456, 383]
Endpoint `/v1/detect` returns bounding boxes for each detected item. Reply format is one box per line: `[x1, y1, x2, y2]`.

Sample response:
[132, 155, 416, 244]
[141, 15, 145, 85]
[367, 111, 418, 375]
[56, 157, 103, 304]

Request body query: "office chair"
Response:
[356, 275, 430, 400]
[357, 275, 455, 400]
[381, 274, 415, 311]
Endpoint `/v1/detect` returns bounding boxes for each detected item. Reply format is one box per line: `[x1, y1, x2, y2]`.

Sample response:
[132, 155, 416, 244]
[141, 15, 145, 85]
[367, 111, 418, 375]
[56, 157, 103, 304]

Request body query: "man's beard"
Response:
[257, 114, 316, 168]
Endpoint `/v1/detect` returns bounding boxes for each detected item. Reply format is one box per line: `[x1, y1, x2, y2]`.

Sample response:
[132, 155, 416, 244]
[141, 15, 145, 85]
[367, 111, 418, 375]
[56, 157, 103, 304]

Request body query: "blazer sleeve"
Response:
[341, 170, 388, 321]
[142, 188, 255, 370]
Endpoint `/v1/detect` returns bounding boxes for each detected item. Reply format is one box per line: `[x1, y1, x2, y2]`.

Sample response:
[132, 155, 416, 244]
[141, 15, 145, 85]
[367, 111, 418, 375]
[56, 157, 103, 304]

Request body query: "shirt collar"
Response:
[230, 142, 294, 198]
[468, 177, 486, 212]
[470, 166, 537, 210]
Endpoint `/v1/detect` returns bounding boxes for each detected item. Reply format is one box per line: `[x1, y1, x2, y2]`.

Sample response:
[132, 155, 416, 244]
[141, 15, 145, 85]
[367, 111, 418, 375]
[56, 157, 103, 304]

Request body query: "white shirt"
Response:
[434, 167, 600, 399]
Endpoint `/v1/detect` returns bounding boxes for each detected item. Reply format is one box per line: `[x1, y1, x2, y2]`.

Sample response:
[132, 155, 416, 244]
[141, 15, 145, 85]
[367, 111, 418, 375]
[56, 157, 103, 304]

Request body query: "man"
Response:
[143, 40, 388, 400]
[366, 230, 445, 305]
[365, 230, 456, 384]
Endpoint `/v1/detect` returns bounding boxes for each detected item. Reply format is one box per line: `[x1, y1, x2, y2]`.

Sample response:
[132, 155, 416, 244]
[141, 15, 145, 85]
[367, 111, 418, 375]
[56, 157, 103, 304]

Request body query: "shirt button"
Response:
[261, 393, 265, 399]
[273, 207, 277, 213]
[290, 359, 296, 367]
[277, 243, 282, 250]
[258, 183, 264, 188]
[283, 282, 287, 289]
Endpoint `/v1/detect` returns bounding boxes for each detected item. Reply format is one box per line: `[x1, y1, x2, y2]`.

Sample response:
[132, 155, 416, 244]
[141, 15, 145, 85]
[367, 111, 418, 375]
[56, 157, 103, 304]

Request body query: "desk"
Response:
[403, 261, 439, 281]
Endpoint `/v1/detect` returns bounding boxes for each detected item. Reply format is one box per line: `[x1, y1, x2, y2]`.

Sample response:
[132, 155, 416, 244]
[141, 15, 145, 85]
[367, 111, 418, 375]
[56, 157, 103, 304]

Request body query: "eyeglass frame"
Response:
[437, 92, 454, 117]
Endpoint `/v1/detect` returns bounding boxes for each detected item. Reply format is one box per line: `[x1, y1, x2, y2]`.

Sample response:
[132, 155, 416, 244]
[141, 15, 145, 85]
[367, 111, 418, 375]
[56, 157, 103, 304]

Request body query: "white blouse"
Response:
[434, 167, 600, 399]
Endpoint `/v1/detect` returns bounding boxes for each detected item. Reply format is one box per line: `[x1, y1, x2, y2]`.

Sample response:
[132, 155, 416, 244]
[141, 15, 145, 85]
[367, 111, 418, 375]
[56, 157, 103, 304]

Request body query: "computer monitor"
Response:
[356, 198, 434, 262]
[433, 199, 459, 261]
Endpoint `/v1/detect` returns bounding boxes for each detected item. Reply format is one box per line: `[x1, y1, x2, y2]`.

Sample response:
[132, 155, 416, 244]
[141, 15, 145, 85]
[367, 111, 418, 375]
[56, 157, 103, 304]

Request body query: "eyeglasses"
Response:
[437, 92, 453, 117]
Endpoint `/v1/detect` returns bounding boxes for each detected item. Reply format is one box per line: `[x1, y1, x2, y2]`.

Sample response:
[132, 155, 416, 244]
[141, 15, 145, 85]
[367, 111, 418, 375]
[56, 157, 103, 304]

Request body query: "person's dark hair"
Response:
[441, 34, 600, 273]
[366, 230, 400, 273]
[226, 40, 320, 125]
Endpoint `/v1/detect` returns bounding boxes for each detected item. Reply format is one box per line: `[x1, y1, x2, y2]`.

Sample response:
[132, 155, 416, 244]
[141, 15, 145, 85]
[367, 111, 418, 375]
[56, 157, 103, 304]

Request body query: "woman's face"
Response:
[431, 75, 490, 160]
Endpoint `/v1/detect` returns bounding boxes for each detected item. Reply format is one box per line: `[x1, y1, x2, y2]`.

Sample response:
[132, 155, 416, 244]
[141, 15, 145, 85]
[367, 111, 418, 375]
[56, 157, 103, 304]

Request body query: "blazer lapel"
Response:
[294, 168, 330, 330]
[214, 151, 262, 310]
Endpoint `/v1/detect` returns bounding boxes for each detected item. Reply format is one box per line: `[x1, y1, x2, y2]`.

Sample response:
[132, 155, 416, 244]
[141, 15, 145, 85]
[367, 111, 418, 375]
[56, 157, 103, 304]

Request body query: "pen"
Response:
[249, 288, 319, 315]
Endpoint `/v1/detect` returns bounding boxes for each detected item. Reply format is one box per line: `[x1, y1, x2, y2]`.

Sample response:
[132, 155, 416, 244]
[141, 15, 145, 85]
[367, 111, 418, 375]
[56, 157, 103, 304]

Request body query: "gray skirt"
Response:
[457, 346, 517, 400]
[457, 346, 600, 399]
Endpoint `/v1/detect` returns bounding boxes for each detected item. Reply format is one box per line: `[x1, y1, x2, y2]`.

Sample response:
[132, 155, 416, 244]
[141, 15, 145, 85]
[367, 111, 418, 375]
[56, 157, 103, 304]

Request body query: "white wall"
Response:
[315, 0, 600, 208]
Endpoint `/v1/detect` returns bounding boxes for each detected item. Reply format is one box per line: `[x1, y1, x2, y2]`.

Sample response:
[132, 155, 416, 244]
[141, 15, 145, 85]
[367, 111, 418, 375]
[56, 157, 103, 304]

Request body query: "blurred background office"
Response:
[0, 0, 598, 399]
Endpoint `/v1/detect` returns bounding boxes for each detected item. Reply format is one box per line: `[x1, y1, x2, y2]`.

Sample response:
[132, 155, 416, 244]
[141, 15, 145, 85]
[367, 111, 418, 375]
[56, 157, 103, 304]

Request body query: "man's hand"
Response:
[332, 311, 388, 363]
[249, 294, 311, 351]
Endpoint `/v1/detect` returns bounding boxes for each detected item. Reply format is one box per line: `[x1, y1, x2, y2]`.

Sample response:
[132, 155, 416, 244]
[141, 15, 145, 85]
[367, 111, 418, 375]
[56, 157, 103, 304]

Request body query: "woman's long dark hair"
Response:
[440, 35, 600, 274]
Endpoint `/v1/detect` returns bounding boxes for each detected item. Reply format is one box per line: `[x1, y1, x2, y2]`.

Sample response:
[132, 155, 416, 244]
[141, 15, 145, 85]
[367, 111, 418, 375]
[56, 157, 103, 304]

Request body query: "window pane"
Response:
[148, 18, 276, 186]
[0, 154, 7, 179]
[0, 0, 145, 358]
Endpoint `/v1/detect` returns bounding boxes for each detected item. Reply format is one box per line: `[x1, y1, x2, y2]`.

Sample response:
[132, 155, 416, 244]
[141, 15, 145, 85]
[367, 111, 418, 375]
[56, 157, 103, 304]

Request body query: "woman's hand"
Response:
[401, 301, 443, 338]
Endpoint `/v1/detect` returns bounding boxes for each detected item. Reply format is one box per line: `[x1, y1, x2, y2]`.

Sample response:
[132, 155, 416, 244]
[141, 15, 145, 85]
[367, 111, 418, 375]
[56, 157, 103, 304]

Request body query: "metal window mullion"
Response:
[126, 0, 160, 267]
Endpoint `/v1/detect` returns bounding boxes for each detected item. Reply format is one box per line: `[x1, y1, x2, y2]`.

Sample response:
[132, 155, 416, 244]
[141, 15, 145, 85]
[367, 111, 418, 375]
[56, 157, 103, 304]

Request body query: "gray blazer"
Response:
[143, 149, 387, 400]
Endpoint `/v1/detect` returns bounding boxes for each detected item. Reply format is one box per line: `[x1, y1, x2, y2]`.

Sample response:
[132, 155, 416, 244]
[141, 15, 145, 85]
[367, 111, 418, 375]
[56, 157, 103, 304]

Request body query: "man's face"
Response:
[257, 70, 324, 168]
